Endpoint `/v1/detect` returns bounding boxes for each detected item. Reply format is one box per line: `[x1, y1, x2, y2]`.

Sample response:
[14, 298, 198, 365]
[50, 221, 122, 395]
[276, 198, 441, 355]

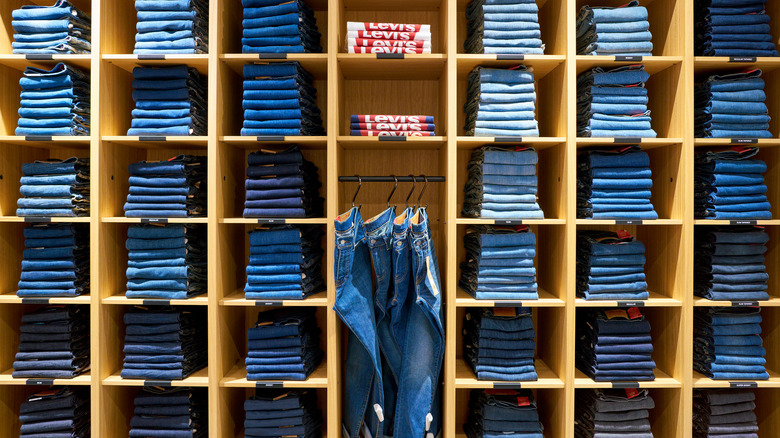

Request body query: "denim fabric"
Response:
[693, 389, 759, 437]
[243, 389, 323, 438]
[134, 0, 208, 54]
[19, 386, 90, 438]
[465, 66, 539, 137]
[575, 388, 654, 437]
[130, 387, 206, 438]
[18, 223, 89, 298]
[465, 0, 544, 54]
[696, 1, 779, 57]
[576, 1, 653, 55]
[696, 70, 772, 138]
[464, 308, 537, 381]
[15, 63, 90, 136]
[694, 307, 769, 380]
[242, 1, 322, 54]
[125, 155, 206, 218]
[577, 230, 648, 300]
[17, 157, 90, 218]
[695, 147, 772, 219]
[12, 1, 91, 54]
[465, 389, 544, 437]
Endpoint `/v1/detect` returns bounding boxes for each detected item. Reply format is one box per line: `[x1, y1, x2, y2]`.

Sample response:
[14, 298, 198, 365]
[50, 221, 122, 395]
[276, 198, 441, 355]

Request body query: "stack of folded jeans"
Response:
[246, 308, 323, 381]
[121, 306, 207, 380]
[124, 154, 207, 217]
[19, 386, 90, 438]
[243, 0, 322, 53]
[130, 387, 207, 438]
[134, 0, 208, 54]
[459, 225, 538, 300]
[577, 146, 658, 219]
[695, 147, 771, 220]
[462, 146, 543, 219]
[244, 146, 324, 217]
[242, 62, 324, 136]
[577, 230, 648, 301]
[244, 389, 323, 438]
[16, 63, 90, 136]
[463, 308, 537, 381]
[577, 308, 656, 382]
[465, 389, 544, 438]
[693, 389, 759, 438]
[347, 22, 430, 54]
[465, 66, 539, 137]
[465, 0, 544, 54]
[18, 157, 90, 217]
[576, 1, 653, 56]
[11, 0, 91, 54]
[18, 223, 89, 298]
[694, 226, 769, 302]
[126, 224, 207, 299]
[128, 66, 207, 136]
[350, 114, 435, 136]
[696, 0, 779, 57]
[13, 305, 89, 379]
[694, 307, 769, 380]
[575, 388, 655, 438]
[578, 65, 656, 137]
[245, 226, 325, 300]
[695, 70, 771, 138]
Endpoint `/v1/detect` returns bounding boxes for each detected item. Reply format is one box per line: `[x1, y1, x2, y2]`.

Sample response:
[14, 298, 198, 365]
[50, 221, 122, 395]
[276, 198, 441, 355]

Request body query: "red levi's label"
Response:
[516, 397, 530, 406]
[352, 123, 434, 131]
[348, 46, 430, 54]
[514, 146, 530, 151]
[616, 229, 632, 239]
[627, 307, 642, 319]
[347, 30, 432, 41]
[731, 146, 748, 152]
[350, 38, 430, 48]
[625, 388, 640, 399]
[354, 115, 432, 123]
[350, 22, 429, 32]
[354, 130, 435, 136]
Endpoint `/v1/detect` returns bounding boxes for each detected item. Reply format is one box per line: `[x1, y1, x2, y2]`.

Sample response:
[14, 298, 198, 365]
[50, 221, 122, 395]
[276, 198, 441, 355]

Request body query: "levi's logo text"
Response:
[366, 23, 422, 32]
[354, 31, 421, 40]
[364, 115, 423, 123]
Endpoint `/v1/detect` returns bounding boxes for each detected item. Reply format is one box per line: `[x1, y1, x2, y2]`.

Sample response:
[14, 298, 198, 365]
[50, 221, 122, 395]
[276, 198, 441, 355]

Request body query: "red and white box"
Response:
[348, 46, 431, 54]
[346, 30, 432, 41]
[351, 115, 435, 124]
[352, 130, 436, 137]
[348, 38, 431, 49]
[346, 22, 431, 33]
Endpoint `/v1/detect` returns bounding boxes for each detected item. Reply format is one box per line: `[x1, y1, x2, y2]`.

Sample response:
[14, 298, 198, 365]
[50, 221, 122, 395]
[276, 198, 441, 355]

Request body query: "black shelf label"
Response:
[378, 136, 407, 141]
[493, 382, 522, 388]
[615, 55, 642, 62]
[614, 137, 642, 144]
[494, 136, 523, 143]
[25, 136, 52, 142]
[377, 53, 404, 59]
[142, 300, 171, 306]
[24, 217, 51, 223]
[612, 382, 640, 388]
[730, 381, 758, 388]
[729, 56, 756, 63]
[494, 301, 523, 307]
[731, 301, 759, 307]
[729, 220, 757, 225]
[496, 54, 524, 61]
[257, 381, 284, 388]
[256, 301, 284, 307]
[615, 220, 643, 225]
[26, 54, 53, 60]
[138, 54, 166, 60]
[141, 218, 168, 224]
[139, 136, 166, 142]
[617, 301, 645, 308]
[731, 138, 757, 144]
[21, 298, 50, 305]
[26, 379, 54, 385]
[257, 136, 285, 142]
[144, 380, 172, 387]
[257, 53, 287, 59]
[257, 218, 286, 224]
[494, 219, 523, 225]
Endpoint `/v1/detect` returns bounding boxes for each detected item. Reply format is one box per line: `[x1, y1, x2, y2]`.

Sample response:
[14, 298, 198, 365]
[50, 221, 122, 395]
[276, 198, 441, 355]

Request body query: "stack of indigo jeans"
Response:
[459, 225, 538, 300]
[242, 62, 324, 136]
[577, 146, 658, 220]
[465, 66, 539, 137]
[242, 0, 322, 53]
[130, 387, 207, 438]
[695, 70, 771, 138]
[576, 1, 652, 56]
[462, 146, 543, 219]
[693, 389, 759, 438]
[128, 66, 207, 136]
[243, 146, 324, 217]
[578, 65, 656, 137]
[463, 308, 537, 381]
[17, 157, 90, 217]
[125, 224, 207, 300]
[19, 386, 90, 438]
[11, 0, 91, 54]
[18, 223, 89, 298]
[465, 389, 544, 438]
[16, 63, 90, 136]
[695, 147, 771, 220]
[696, 0, 779, 57]
[694, 226, 769, 302]
[464, 0, 544, 55]
[134, 0, 208, 55]
[121, 306, 207, 380]
[245, 226, 324, 300]
[13, 305, 89, 379]
[334, 206, 444, 438]
[246, 308, 323, 381]
[575, 388, 655, 438]
[694, 307, 769, 380]
[244, 389, 323, 438]
[577, 308, 656, 382]
[124, 155, 207, 218]
[577, 230, 648, 301]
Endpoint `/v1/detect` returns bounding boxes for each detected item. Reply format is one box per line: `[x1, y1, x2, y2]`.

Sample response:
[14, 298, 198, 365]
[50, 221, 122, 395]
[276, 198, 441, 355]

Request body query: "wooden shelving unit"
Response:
[0, 0, 778, 437]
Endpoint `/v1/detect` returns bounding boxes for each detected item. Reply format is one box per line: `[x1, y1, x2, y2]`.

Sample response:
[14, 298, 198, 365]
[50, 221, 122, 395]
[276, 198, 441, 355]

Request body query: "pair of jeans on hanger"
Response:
[244, 388, 323, 437]
[124, 154, 207, 217]
[577, 230, 649, 300]
[16, 63, 90, 136]
[694, 70, 772, 138]
[335, 206, 444, 438]
[19, 386, 90, 438]
[130, 386, 207, 438]
[463, 308, 538, 381]
[134, 0, 208, 54]
[694, 147, 771, 219]
[693, 389, 759, 437]
[12, 0, 91, 54]
[695, 0, 779, 57]
[575, 388, 655, 437]
[465, 389, 544, 438]
[576, 1, 653, 56]
[694, 226, 770, 301]
[128, 66, 207, 136]
[242, 0, 323, 53]
[465, 66, 539, 137]
[17, 157, 90, 217]
[464, 0, 544, 55]
[18, 223, 89, 297]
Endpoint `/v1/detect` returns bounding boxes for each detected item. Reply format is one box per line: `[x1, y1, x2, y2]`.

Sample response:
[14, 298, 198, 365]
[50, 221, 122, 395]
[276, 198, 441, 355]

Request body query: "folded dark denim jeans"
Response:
[577, 230, 648, 300]
[466, 389, 543, 437]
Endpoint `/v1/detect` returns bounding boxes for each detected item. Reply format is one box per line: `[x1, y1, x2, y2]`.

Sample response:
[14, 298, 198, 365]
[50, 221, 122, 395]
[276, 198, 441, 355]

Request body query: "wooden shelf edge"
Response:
[454, 358, 563, 388]
[574, 368, 681, 388]
[220, 290, 328, 307]
[102, 367, 209, 387]
[455, 288, 564, 307]
[0, 293, 90, 305]
[575, 291, 682, 307]
[220, 361, 328, 388]
[102, 294, 209, 306]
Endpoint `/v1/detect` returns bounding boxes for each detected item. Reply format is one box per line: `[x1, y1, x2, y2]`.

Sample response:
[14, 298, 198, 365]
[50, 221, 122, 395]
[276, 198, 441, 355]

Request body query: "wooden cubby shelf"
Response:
[692, 370, 780, 389]
[574, 291, 682, 308]
[220, 291, 329, 307]
[455, 288, 565, 307]
[220, 361, 328, 389]
[0, 293, 90, 305]
[102, 368, 210, 387]
[0, 370, 92, 386]
[574, 368, 681, 389]
[454, 359, 564, 389]
[101, 294, 209, 306]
